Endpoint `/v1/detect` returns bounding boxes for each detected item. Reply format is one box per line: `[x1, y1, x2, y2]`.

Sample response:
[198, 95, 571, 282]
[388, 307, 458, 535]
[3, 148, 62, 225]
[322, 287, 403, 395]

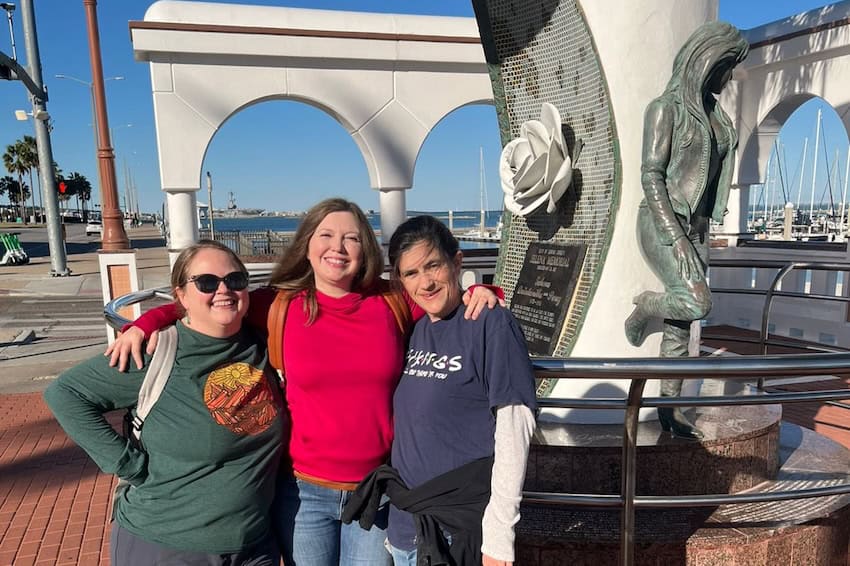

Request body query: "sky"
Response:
[0, 1, 844, 215]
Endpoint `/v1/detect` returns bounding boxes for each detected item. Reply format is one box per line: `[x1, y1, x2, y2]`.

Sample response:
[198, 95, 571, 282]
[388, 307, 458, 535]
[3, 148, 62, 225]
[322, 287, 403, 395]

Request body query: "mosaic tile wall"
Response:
[473, 0, 621, 367]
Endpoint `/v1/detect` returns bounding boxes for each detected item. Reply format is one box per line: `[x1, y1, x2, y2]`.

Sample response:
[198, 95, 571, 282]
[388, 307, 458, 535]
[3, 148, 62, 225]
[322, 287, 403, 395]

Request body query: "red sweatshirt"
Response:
[132, 285, 418, 482]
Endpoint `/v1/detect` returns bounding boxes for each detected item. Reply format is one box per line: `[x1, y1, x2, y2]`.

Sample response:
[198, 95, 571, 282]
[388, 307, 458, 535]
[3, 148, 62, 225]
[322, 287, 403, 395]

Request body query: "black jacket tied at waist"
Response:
[342, 456, 494, 566]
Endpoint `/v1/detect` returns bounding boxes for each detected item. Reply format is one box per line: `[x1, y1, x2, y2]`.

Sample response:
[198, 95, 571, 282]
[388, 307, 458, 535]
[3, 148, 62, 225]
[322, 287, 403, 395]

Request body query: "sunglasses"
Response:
[184, 271, 249, 294]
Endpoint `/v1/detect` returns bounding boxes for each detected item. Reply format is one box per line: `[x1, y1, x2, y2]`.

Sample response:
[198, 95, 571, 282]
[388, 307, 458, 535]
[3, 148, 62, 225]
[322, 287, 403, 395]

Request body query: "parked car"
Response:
[85, 220, 103, 237]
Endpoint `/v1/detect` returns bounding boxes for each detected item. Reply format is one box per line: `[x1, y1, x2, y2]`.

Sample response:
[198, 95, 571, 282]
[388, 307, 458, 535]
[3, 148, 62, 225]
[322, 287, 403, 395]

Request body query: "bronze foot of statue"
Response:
[657, 406, 704, 440]
[625, 292, 653, 346]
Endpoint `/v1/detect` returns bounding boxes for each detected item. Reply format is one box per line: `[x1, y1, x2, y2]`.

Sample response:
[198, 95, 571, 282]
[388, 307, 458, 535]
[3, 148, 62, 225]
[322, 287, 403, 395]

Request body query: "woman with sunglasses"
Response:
[45, 240, 285, 565]
[105, 198, 502, 565]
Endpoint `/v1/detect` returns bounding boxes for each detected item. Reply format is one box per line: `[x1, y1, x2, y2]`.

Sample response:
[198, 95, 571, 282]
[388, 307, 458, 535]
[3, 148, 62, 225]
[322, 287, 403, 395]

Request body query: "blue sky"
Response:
[0, 1, 844, 214]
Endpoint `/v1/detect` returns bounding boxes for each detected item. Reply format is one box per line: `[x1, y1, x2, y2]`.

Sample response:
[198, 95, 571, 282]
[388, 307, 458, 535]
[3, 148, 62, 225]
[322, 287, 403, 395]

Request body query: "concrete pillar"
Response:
[378, 188, 407, 244]
[165, 190, 198, 265]
[98, 251, 140, 344]
[715, 184, 751, 244]
[784, 202, 794, 240]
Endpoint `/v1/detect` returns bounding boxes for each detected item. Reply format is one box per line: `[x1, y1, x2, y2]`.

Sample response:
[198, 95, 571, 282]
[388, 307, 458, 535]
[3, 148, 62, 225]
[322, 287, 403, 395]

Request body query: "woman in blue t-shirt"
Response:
[347, 215, 537, 566]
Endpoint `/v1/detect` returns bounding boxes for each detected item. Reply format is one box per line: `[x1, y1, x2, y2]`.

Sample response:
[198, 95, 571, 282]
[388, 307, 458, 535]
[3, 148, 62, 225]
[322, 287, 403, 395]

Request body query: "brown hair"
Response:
[388, 215, 459, 278]
[268, 198, 384, 324]
[171, 239, 247, 316]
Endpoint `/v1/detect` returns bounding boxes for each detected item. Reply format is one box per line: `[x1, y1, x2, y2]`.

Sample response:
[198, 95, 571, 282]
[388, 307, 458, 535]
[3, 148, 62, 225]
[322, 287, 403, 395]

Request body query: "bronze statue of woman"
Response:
[625, 22, 748, 439]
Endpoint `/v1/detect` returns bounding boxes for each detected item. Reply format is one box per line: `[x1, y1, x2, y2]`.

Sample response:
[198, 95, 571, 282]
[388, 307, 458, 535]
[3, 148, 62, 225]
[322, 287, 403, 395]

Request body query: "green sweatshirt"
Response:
[44, 321, 285, 554]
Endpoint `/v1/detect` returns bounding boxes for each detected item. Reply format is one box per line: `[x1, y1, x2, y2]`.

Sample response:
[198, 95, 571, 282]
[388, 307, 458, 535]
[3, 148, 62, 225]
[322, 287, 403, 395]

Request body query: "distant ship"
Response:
[214, 191, 265, 218]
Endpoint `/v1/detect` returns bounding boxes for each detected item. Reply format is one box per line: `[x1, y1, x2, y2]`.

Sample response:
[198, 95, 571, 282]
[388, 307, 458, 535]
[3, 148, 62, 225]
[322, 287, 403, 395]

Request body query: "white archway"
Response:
[130, 1, 493, 249]
[721, 3, 850, 237]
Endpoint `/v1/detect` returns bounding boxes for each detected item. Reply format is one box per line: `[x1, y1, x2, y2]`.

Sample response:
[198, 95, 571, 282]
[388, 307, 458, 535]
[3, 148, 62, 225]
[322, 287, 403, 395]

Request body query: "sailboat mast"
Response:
[479, 147, 486, 234]
[763, 151, 772, 227]
[810, 107, 822, 225]
[841, 146, 850, 235]
[796, 137, 808, 209]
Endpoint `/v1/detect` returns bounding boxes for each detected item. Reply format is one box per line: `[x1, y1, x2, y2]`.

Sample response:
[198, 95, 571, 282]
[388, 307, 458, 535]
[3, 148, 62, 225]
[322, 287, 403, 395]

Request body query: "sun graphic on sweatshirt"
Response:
[204, 362, 278, 435]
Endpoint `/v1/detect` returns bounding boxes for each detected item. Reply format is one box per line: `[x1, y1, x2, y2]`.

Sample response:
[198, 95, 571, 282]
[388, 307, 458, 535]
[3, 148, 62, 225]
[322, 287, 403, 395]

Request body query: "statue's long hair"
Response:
[661, 21, 748, 153]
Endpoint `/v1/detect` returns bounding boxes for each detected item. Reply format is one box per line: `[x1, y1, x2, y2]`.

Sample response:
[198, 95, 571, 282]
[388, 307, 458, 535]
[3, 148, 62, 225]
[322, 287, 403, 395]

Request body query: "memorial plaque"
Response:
[472, 0, 620, 376]
[510, 242, 586, 355]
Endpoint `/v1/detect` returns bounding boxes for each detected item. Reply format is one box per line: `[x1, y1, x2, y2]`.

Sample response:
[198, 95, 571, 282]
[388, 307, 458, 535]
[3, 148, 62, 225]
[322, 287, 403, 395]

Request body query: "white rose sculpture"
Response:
[500, 102, 578, 217]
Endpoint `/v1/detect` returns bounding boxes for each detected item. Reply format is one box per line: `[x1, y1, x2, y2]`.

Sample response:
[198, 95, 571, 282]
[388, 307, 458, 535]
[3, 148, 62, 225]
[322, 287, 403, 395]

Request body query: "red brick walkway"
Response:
[0, 394, 116, 566]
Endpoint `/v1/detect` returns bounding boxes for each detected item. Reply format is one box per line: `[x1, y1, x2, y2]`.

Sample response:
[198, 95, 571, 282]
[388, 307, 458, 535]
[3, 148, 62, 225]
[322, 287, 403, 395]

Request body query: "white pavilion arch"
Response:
[130, 0, 493, 253]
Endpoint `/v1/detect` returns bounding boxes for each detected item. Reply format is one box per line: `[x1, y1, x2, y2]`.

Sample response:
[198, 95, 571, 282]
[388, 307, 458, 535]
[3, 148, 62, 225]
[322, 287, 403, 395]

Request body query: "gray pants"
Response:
[110, 523, 279, 566]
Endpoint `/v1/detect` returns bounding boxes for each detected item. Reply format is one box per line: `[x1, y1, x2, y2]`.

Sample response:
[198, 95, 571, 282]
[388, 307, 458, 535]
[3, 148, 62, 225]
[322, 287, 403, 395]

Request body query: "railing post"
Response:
[620, 377, 647, 566]
[759, 263, 798, 388]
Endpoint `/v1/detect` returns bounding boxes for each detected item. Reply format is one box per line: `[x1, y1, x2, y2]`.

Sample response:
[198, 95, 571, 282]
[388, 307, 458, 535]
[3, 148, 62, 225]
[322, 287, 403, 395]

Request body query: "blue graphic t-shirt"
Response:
[387, 304, 537, 551]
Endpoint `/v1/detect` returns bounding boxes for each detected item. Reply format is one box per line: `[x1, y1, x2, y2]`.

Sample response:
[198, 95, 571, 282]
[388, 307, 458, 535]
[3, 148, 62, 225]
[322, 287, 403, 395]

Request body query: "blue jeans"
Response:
[274, 475, 391, 566]
[387, 541, 417, 566]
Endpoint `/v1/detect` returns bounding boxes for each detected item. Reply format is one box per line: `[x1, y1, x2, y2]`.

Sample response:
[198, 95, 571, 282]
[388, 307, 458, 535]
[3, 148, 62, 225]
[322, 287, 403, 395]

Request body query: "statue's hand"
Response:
[672, 237, 703, 283]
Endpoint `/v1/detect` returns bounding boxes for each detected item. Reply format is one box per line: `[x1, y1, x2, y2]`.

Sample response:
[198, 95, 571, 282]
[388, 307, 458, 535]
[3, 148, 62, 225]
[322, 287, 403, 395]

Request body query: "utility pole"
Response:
[19, 0, 69, 275]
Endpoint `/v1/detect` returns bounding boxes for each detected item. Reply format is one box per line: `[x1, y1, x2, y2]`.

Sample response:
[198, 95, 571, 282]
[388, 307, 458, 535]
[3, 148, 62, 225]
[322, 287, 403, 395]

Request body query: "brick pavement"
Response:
[0, 393, 119, 566]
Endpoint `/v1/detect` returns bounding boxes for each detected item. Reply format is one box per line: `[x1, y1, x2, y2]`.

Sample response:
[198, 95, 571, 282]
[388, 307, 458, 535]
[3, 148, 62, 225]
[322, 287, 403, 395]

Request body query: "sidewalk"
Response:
[0, 227, 173, 394]
[0, 225, 172, 299]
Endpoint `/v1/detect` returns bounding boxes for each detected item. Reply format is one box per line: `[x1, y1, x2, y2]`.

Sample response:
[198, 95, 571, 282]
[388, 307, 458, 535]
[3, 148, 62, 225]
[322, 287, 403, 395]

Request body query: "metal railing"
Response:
[708, 259, 850, 391]
[198, 229, 292, 256]
[104, 263, 850, 566]
[525, 356, 850, 566]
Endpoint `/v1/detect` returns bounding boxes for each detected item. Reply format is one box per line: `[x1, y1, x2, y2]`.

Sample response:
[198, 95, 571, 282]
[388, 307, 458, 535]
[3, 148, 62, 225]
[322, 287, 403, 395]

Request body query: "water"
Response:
[206, 210, 503, 249]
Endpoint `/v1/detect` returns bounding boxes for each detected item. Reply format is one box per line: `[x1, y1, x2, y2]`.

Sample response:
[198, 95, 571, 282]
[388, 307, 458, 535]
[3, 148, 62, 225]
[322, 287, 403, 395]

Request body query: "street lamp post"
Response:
[54, 73, 123, 208]
[83, 0, 128, 251]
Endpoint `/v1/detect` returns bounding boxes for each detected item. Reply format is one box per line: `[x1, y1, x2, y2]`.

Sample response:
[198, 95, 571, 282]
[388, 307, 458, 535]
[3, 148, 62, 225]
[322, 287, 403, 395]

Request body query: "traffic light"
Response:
[58, 181, 66, 194]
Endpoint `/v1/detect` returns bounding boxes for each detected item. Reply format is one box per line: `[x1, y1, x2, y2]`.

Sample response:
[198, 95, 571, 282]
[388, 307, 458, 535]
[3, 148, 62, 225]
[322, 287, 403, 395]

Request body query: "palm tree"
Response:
[65, 172, 92, 220]
[1, 175, 29, 212]
[21, 136, 40, 222]
[0, 176, 8, 222]
[3, 142, 29, 223]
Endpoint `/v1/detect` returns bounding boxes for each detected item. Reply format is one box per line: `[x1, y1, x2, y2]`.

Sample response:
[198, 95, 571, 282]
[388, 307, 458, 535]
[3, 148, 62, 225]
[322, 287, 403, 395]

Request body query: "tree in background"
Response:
[0, 175, 30, 212]
[64, 172, 92, 221]
[3, 142, 30, 223]
[21, 136, 41, 222]
[0, 177, 6, 222]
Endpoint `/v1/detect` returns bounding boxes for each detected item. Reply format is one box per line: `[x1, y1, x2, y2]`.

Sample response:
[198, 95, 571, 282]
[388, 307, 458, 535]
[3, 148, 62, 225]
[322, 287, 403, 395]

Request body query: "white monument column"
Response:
[546, 0, 719, 421]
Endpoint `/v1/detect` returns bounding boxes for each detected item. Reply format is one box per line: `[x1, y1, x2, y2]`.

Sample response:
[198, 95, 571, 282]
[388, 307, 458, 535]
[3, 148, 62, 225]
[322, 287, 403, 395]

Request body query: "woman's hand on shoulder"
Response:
[463, 285, 505, 320]
[104, 327, 159, 372]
